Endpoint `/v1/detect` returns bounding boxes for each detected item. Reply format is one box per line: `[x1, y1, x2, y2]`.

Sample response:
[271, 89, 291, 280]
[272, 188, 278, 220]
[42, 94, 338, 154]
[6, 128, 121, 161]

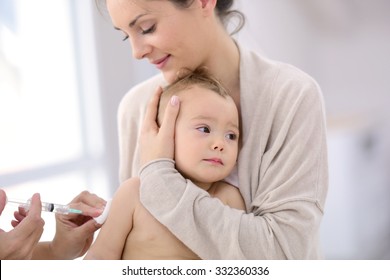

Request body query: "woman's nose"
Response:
[130, 38, 151, 60]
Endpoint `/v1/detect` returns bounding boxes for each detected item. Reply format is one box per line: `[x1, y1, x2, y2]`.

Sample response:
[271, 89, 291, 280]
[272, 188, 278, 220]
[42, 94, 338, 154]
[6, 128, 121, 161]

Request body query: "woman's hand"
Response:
[0, 191, 44, 260]
[49, 191, 106, 259]
[140, 87, 180, 166]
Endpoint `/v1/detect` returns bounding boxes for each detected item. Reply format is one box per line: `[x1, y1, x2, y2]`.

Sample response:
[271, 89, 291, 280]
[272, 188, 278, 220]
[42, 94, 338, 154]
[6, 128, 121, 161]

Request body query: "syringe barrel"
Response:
[7, 198, 81, 215]
[42, 202, 55, 212]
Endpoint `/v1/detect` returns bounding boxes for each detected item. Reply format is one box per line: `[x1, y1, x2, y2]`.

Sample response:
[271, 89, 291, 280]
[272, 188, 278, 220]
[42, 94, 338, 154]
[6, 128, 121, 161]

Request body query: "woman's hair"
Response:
[96, 0, 245, 35]
[169, 0, 245, 34]
[157, 67, 230, 125]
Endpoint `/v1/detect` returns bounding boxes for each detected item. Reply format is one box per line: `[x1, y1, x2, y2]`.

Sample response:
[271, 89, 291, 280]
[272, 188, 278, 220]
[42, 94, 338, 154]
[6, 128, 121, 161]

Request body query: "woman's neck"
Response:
[205, 33, 240, 105]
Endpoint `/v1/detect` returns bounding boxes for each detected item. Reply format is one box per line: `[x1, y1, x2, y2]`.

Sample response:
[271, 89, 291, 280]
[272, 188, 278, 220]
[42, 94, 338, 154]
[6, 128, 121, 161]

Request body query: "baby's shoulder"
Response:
[115, 177, 141, 203]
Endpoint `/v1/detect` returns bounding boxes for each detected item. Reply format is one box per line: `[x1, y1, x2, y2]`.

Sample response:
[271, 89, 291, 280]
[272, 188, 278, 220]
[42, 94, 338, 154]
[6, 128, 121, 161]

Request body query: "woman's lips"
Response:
[152, 55, 170, 69]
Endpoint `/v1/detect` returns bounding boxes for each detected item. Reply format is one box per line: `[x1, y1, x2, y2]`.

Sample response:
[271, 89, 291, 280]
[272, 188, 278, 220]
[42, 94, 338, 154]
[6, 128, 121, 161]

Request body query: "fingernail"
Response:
[170, 95, 179, 106]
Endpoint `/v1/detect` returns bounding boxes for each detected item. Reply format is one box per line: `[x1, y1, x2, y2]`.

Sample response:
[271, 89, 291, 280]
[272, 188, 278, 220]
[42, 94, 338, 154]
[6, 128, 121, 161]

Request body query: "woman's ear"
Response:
[199, 0, 217, 14]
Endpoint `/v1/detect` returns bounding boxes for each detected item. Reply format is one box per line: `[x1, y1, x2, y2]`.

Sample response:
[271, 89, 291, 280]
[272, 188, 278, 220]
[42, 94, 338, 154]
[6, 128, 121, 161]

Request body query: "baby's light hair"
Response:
[157, 68, 230, 126]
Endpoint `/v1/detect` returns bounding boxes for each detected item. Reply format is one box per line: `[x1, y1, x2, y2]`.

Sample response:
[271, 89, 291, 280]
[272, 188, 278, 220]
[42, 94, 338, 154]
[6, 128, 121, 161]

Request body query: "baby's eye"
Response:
[226, 133, 237, 141]
[197, 126, 210, 133]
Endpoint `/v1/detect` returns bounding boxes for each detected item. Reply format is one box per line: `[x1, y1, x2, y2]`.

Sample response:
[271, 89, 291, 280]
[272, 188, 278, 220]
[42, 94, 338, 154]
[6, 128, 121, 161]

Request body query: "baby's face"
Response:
[174, 86, 239, 188]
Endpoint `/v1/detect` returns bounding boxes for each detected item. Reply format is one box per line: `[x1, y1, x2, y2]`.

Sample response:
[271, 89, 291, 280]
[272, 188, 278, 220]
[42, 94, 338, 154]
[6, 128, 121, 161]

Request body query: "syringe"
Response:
[6, 198, 83, 215]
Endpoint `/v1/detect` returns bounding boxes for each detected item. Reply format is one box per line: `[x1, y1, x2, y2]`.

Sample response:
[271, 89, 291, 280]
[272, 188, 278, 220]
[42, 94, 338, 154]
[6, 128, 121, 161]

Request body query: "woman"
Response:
[108, 0, 328, 259]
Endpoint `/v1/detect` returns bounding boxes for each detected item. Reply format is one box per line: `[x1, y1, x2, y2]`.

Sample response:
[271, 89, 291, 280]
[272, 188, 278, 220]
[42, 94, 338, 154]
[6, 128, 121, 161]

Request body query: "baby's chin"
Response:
[193, 173, 229, 185]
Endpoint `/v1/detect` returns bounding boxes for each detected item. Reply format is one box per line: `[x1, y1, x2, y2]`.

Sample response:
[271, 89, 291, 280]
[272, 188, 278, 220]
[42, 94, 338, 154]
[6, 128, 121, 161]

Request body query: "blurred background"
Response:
[0, 0, 389, 259]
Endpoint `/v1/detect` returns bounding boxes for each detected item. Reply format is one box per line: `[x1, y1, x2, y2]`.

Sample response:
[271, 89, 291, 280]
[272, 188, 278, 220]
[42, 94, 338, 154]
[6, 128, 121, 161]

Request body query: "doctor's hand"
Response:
[0, 190, 44, 260]
[47, 191, 106, 259]
[140, 87, 180, 166]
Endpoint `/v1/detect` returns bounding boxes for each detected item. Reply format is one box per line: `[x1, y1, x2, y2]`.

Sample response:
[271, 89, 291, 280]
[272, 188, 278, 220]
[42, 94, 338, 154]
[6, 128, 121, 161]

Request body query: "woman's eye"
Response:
[141, 24, 156, 35]
[226, 133, 237, 140]
[197, 126, 210, 133]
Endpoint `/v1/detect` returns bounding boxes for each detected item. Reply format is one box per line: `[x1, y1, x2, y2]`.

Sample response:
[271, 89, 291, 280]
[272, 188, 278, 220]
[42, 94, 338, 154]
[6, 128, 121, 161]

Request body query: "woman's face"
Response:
[106, 0, 213, 83]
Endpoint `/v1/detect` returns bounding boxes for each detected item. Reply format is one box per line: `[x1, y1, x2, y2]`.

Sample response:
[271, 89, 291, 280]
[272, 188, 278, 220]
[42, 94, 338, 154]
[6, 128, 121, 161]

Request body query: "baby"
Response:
[85, 68, 245, 260]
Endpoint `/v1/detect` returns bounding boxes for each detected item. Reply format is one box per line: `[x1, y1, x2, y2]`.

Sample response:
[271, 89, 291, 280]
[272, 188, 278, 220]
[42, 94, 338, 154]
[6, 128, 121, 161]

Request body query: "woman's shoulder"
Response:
[243, 47, 317, 83]
[120, 73, 166, 107]
[238, 46, 323, 115]
[118, 73, 166, 118]
[240, 45, 321, 95]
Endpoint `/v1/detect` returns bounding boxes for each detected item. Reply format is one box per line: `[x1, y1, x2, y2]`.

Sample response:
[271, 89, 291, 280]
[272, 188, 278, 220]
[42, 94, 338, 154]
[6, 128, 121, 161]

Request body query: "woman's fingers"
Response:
[12, 193, 44, 242]
[67, 191, 106, 218]
[140, 87, 180, 166]
[159, 95, 180, 141]
[142, 86, 163, 132]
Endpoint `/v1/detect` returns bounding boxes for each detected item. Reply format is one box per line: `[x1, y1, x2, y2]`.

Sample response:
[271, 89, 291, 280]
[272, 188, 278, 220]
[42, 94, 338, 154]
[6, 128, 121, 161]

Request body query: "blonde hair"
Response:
[157, 68, 230, 125]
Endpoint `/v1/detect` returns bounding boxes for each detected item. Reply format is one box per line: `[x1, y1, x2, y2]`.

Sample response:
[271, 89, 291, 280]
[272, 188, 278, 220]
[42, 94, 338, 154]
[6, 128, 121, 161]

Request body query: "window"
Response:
[0, 0, 108, 240]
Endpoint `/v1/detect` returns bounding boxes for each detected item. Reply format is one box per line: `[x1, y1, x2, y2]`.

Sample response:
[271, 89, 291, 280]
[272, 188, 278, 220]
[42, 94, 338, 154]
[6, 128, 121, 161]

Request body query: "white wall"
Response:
[235, 0, 390, 116]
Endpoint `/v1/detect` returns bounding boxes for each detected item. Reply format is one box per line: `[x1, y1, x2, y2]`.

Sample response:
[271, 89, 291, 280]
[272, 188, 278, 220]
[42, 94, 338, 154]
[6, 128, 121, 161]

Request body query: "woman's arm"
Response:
[140, 158, 324, 260]
[139, 160, 249, 259]
[138, 78, 327, 259]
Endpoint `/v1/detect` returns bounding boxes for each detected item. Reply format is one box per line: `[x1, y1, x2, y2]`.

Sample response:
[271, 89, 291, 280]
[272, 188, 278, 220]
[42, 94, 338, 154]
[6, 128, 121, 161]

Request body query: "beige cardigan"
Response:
[117, 43, 328, 259]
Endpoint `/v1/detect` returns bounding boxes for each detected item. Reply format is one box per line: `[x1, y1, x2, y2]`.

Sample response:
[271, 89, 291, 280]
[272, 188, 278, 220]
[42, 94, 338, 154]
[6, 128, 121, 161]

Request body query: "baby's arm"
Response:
[210, 181, 246, 212]
[84, 177, 140, 259]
